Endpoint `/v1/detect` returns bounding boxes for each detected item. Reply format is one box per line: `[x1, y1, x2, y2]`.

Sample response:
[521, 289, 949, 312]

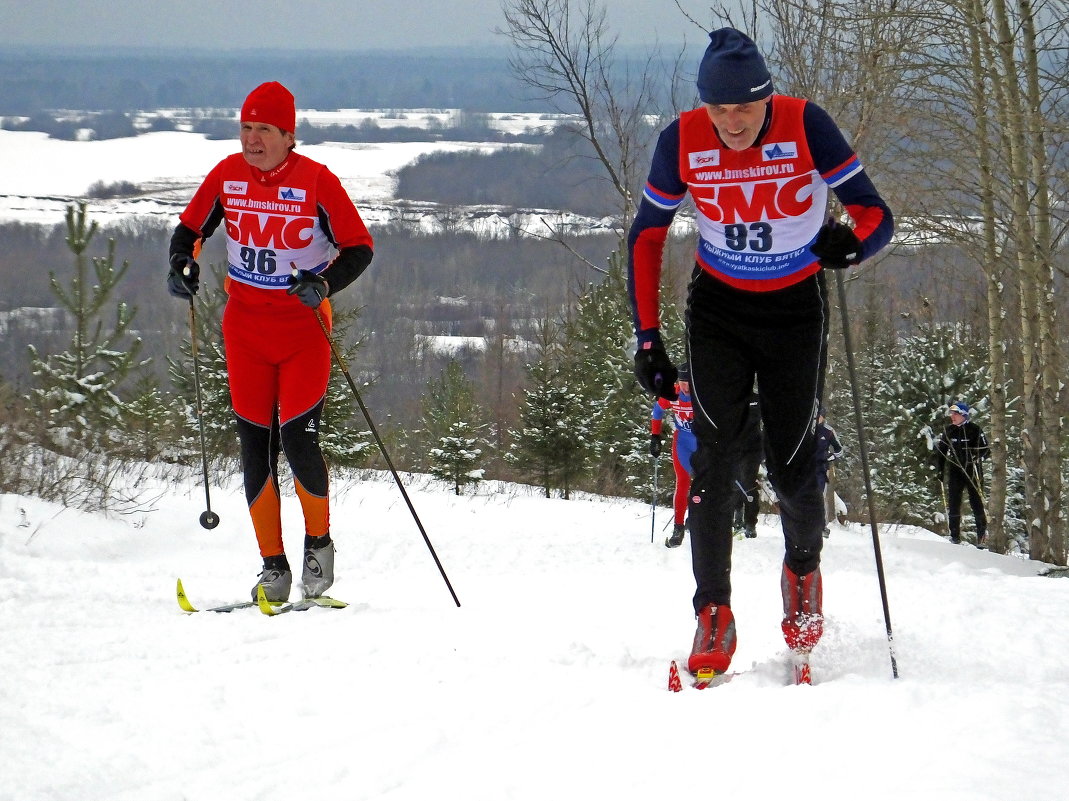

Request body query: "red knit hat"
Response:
[240, 81, 296, 133]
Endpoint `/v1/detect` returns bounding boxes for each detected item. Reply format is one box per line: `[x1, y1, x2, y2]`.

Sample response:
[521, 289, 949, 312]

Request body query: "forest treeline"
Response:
[395, 127, 623, 218]
[0, 47, 676, 115]
[0, 201, 1032, 544]
[0, 107, 557, 146]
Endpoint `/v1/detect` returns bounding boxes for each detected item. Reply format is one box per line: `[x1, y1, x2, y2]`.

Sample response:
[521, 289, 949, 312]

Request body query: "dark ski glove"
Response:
[167, 254, 200, 299]
[634, 347, 678, 401]
[810, 218, 862, 269]
[650, 434, 663, 458]
[287, 269, 329, 308]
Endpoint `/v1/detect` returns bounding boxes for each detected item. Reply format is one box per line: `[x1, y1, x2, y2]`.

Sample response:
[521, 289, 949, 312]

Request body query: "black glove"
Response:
[650, 434, 662, 458]
[634, 347, 678, 401]
[167, 254, 200, 299]
[810, 218, 862, 269]
[287, 269, 329, 308]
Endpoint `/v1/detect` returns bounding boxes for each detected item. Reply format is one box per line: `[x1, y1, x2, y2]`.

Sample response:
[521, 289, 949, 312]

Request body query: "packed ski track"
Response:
[1, 470, 1067, 800]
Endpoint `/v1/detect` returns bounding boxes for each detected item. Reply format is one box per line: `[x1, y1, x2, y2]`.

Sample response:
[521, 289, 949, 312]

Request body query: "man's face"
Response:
[704, 96, 770, 151]
[240, 121, 294, 171]
[949, 409, 965, 423]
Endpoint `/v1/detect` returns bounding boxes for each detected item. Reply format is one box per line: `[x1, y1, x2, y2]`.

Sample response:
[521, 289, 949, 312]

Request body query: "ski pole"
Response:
[834, 271, 898, 679]
[307, 293, 460, 608]
[939, 474, 951, 538]
[185, 285, 219, 530]
[650, 456, 659, 543]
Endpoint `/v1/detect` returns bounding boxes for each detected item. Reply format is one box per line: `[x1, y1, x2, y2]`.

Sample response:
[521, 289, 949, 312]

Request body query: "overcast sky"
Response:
[0, 0, 714, 51]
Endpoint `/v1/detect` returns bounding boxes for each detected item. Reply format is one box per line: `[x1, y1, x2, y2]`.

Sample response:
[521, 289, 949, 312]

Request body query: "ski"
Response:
[668, 654, 812, 691]
[177, 578, 348, 615]
[692, 665, 738, 689]
[176, 578, 259, 613]
[255, 584, 348, 616]
[668, 660, 737, 691]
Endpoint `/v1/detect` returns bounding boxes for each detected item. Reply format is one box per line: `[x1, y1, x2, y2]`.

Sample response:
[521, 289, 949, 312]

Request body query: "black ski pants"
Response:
[732, 418, 762, 530]
[946, 467, 986, 540]
[685, 267, 829, 612]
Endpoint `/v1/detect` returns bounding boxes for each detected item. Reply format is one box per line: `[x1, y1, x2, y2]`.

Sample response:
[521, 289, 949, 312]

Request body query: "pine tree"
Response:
[507, 319, 592, 499]
[422, 359, 490, 493]
[430, 422, 485, 495]
[27, 203, 146, 452]
[118, 371, 187, 462]
[562, 248, 684, 498]
[867, 322, 995, 530]
[318, 302, 375, 469]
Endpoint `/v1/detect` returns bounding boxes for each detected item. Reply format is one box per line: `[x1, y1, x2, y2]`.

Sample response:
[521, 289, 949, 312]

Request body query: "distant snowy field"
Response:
[1, 468, 1068, 800]
[0, 109, 621, 237]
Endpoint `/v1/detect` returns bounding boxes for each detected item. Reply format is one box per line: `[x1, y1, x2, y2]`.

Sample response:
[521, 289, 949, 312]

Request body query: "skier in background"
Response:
[167, 81, 374, 602]
[650, 363, 696, 548]
[814, 408, 844, 537]
[628, 28, 893, 679]
[936, 401, 989, 545]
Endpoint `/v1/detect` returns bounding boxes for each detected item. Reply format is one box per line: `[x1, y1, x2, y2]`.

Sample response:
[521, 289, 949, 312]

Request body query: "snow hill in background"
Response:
[0, 111, 622, 237]
[1, 469, 1066, 800]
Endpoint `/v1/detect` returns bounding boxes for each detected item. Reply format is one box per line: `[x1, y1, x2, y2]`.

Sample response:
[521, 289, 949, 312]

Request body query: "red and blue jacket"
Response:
[628, 95, 893, 348]
[652, 391, 695, 441]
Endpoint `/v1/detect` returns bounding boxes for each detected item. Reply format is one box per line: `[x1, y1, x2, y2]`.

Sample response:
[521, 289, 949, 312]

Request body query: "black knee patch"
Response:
[235, 416, 279, 505]
[280, 399, 328, 497]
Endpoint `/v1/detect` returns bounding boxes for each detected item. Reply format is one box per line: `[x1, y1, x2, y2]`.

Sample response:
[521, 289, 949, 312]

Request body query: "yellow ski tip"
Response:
[256, 584, 281, 616]
[176, 578, 198, 613]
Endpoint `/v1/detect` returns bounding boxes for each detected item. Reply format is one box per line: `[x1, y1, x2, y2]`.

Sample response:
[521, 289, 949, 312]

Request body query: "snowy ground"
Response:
[1, 469, 1066, 800]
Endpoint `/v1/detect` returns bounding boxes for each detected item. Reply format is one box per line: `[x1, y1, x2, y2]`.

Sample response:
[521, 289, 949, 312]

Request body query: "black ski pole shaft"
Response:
[312, 307, 460, 607]
[187, 293, 219, 530]
[834, 270, 898, 678]
[650, 456, 659, 543]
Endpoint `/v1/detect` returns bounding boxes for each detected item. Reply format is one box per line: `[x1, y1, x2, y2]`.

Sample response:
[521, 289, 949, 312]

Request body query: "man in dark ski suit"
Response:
[936, 401, 989, 545]
[628, 28, 893, 678]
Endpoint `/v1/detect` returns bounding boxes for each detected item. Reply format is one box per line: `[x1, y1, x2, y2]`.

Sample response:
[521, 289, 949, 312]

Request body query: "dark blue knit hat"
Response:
[948, 401, 970, 419]
[697, 28, 774, 105]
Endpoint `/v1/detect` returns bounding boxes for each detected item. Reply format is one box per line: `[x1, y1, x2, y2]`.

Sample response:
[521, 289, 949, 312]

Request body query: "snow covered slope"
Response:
[1, 471, 1066, 800]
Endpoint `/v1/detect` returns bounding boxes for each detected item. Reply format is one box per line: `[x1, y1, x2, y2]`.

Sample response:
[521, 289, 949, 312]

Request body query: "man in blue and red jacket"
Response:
[650, 363, 696, 549]
[628, 29, 893, 679]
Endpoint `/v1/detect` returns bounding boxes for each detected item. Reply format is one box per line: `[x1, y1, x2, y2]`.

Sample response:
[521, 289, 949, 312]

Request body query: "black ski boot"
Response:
[665, 524, 686, 548]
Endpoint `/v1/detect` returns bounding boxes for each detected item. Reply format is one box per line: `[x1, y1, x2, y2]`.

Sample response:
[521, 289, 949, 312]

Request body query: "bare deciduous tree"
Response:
[498, 0, 677, 231]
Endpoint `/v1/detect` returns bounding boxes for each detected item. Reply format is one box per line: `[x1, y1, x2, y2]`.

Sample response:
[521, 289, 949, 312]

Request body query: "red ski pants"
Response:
[222, 297, 332, 558]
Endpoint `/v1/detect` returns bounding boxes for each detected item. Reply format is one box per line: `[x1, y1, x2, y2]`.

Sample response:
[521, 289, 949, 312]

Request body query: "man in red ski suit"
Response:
[628, 29, 893, 678]
[650, 363, 696, 549]
[168, 81, 374, 603]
